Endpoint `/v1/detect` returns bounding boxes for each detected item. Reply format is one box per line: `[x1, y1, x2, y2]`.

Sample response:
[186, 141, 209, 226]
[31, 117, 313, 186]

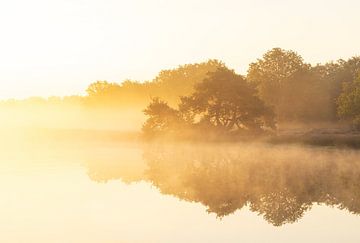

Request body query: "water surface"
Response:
[1, 137, 360, 242]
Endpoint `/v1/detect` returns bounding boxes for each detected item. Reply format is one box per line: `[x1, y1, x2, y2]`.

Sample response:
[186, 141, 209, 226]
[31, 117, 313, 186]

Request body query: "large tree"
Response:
[142, 67, 276, 139]
[247, 48, 311, 121]
[247, 48, 308, 104]
[180, 67, 275, 133]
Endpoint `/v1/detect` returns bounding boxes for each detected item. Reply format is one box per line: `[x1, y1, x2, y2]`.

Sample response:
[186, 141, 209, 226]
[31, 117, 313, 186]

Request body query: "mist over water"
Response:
[1, 132, 360, 242]
[2, 50, 360, 242]
[2, 0, 360, 240]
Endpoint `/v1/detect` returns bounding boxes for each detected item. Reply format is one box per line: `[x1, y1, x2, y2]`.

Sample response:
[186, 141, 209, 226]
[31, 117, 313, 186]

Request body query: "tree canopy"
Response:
[337, 74, 360, 129]
[247, 48, 308, 107]
[180, 67, 275, 132]
[142, 67, 276, 140]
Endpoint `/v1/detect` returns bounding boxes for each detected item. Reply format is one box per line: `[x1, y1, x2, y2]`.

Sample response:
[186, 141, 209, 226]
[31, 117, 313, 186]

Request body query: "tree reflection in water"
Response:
[86, 144, 360, 226]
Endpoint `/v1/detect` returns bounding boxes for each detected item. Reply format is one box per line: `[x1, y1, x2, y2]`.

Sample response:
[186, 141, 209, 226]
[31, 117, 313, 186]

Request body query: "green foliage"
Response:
[246, 48, 360, 123]
[337, 74, 360, 129]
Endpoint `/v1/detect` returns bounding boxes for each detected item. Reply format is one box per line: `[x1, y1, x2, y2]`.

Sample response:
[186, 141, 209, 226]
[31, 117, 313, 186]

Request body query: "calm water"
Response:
[1, 137, 360, 242]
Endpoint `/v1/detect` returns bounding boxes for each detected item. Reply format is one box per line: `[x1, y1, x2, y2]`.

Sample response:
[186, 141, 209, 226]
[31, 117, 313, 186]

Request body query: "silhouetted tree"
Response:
[180, 67, 276, 134]
[142, 67, 276, 139]
[142, 98, 185, 138]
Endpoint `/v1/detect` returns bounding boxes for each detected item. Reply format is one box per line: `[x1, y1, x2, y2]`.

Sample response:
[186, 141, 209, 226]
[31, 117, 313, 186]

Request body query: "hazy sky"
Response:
[0, 0, 360, 99]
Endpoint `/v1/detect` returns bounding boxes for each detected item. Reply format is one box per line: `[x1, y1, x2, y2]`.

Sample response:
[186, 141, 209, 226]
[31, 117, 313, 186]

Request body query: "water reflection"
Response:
[85, 143, 360, 226]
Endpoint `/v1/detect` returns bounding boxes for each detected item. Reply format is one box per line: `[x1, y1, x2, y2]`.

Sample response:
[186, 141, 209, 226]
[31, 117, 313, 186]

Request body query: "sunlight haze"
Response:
[3, 2, 360, 242]
[0, 0, 359, 98]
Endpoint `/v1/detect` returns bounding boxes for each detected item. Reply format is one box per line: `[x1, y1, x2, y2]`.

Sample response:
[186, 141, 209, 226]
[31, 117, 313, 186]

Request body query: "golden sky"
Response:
[0, 0, 359, 99]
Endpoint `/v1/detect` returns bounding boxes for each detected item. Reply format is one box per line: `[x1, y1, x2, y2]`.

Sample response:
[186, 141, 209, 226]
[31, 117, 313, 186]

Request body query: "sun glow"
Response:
[0, 0, 360, 98]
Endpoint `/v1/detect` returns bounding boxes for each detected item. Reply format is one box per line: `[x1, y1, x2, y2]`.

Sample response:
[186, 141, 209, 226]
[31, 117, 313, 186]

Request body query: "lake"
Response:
[1, 135, 360, 242]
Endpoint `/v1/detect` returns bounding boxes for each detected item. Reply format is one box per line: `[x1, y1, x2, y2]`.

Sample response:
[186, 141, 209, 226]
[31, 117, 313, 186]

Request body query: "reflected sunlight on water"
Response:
[1, 134, 360, 242]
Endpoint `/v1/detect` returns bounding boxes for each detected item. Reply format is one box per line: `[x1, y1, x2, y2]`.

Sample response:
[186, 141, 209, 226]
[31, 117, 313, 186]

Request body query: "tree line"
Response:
[141, 48, 360, 139]
[2, 47, 360, 136]
[82, 48, 360, 128]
